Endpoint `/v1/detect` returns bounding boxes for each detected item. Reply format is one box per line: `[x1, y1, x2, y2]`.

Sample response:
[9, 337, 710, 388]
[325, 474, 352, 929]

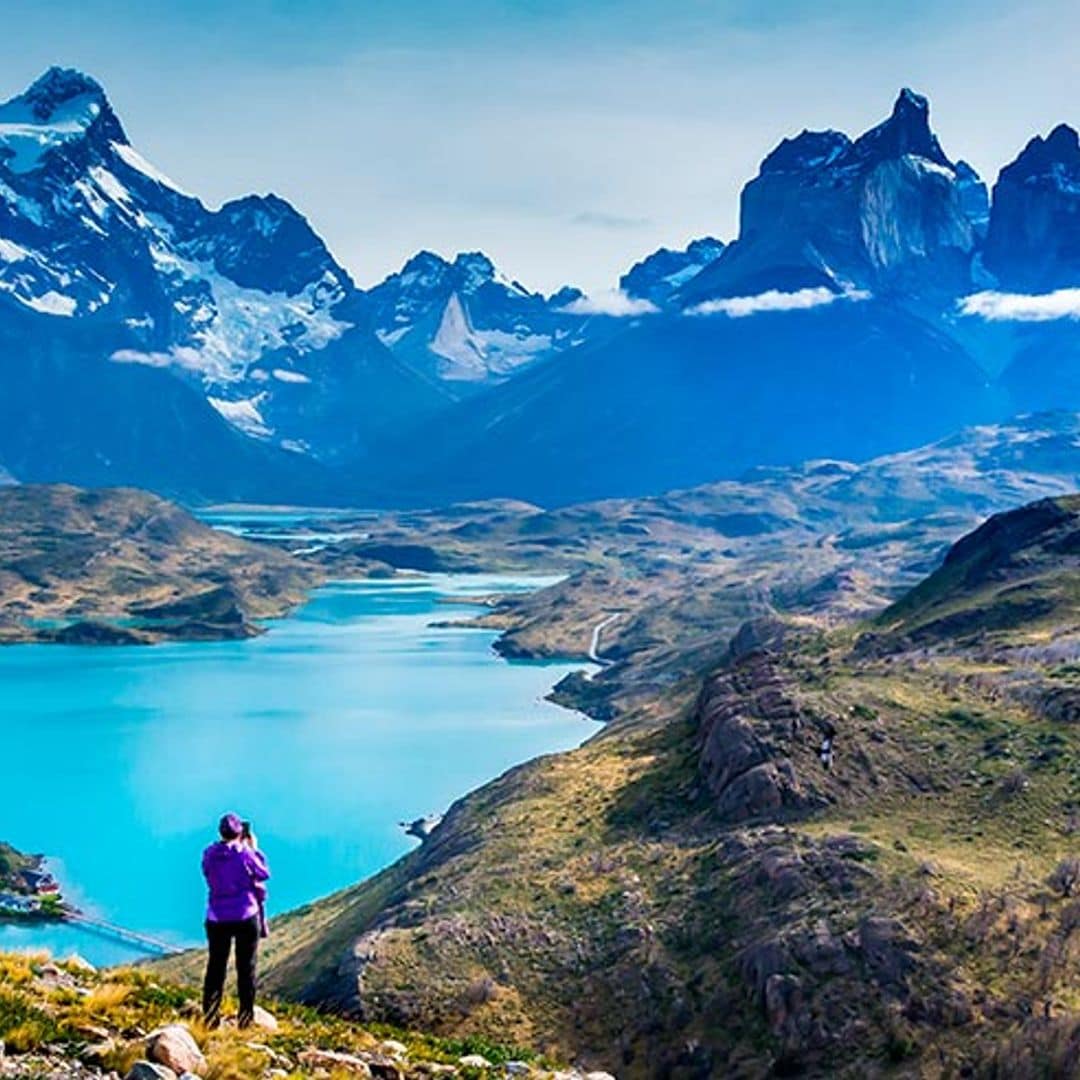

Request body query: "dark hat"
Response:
[219, 813, 243, 840]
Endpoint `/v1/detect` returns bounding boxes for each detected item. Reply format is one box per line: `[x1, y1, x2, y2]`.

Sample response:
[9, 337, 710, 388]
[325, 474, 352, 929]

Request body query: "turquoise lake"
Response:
[0, 574, 592, 966]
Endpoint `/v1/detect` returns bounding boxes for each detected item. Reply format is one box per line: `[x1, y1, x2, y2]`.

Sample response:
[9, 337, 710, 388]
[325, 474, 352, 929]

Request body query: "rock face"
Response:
[361, 250, 594, 392]
[683, 89, 987, 303]
[984, 124, 1080, 290]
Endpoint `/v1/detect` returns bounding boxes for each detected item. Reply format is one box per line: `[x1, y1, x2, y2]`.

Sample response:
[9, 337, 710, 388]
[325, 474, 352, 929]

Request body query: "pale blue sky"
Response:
[0, 0, 1076, 291]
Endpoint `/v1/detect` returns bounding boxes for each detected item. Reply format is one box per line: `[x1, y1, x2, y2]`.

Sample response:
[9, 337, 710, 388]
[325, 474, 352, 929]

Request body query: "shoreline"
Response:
[1, 571, 596, 966]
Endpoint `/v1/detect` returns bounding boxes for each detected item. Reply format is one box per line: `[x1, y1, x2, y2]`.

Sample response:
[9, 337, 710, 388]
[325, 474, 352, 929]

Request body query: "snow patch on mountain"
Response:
[110, 142, 188, 194]
[0, 91, 105, 173]
[136, 246, 350, 384]
[208, 395, 271, 437]
[429, 292, 553, 380]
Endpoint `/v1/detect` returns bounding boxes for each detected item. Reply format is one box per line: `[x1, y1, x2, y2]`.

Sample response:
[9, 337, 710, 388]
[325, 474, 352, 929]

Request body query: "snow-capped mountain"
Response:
[361, 250, 593, 391]
[683, 89, 988, 305]
[619, 237, 725, 306]
[0, 67, 445, 472]
[984, 124, 1080, 291]
[5, 70, 1080, 509]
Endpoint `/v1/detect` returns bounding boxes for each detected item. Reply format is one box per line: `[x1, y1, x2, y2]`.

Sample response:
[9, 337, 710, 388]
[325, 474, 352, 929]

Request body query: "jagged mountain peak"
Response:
[757, 90, 950, 181]
[220, 191, 303, 225]
[680, 87, 979, 304]
[761, 129, 851, 174]
[0, 67, 126, 169]
[21, 67, 107, 111]
[850, 87, 949, 167]
[621, 236, 726, 304]
[984, 121, 1080, 290]
[1005, 123, 1080, 180]
[191, 192, 352, 297]
[380, 249, 527, 298]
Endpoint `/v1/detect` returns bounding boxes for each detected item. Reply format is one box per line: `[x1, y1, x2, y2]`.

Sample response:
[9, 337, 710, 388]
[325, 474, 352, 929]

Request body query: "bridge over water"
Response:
[63, 911, 185, 957]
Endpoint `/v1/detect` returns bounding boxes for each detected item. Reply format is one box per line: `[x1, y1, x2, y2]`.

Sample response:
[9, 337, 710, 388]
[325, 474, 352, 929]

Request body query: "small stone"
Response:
[380, 1039, 408, 1058]
[35, 961, 77, 990]
[365, 1054, 405, 1080]
[76, 1022, 114, 1041]
[81, 1038, 118, 1065]
[125, 1064, 179, 1080]
[243, 1042, 292, 1069]
[585, 1073, 618, 1080]
[298, 1048, 373, 1076]
[146, 1025, 207, 1077]
[505, 1063, 531, 1076]
[252, 1005, 279, 1032]
[458, 1055, 492, 1069]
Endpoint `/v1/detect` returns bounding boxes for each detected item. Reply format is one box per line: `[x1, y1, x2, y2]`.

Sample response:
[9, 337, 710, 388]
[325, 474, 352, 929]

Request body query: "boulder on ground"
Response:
[125, 1063, 179, 1080]
[252, 1004, 279, 1031]
[146, 1024, 207, 1077]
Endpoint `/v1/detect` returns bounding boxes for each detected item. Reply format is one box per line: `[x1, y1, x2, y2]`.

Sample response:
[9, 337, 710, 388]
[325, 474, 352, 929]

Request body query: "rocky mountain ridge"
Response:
[4, 71, 1080, 505]
[360, 250, 594, 392]
[371, 89, 1080, 506]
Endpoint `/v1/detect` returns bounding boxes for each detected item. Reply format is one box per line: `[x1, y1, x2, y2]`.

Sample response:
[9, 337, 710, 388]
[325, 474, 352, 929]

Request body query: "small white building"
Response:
[0, 893, 39, 914]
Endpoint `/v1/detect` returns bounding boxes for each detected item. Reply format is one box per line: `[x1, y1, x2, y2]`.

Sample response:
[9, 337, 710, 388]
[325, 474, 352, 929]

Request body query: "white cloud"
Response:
[687, 286, 869, 318]
[110, 346, 208, 373]
[571, 210, 651, 230]
[958, 288, 1080, 322]
[558, 289, 659, 316]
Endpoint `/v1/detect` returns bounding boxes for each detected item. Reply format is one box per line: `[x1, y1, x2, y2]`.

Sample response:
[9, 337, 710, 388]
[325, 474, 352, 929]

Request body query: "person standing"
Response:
[201, 812, 270, 1028]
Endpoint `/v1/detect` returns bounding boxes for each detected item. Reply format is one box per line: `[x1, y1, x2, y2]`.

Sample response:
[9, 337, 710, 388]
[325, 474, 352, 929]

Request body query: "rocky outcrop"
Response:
[683, 89, 987, 303]
[695, 652, 828, 821]
[984, 124, 1080, 290]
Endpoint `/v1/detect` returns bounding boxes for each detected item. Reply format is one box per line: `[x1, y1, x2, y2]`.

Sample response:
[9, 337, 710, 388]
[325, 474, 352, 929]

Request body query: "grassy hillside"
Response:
[0, 484, 321, 643]
[872, 495, 1080, 648]
[157, 494, 1080, 1077]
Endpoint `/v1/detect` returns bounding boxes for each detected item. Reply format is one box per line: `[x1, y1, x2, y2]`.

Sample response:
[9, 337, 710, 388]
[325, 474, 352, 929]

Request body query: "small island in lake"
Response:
[0, 841, 64, 919]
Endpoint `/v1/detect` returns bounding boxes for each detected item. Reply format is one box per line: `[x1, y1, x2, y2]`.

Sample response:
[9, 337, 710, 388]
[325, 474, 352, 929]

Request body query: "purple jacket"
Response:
[202, 841, 270, 923]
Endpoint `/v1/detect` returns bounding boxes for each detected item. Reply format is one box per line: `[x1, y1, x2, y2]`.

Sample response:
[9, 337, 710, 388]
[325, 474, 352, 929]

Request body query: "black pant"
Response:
[203, 916, 259, 1028]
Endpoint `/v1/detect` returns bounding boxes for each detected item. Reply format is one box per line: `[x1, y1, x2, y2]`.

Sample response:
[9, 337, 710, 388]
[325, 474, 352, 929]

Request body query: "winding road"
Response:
[588, 613, 622, 665]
